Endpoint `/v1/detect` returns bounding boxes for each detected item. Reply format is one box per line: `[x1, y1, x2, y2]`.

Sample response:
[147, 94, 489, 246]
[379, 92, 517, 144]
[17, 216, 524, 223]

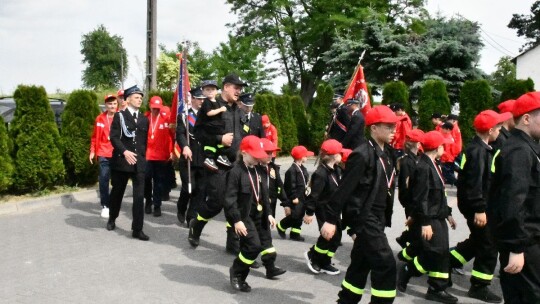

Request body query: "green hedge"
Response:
[10, 85, 65, 193]
[0, 115, 14, 192]
[499, 78, 534, 103]
[418, 80, 451, 131]
[459, 80, 494, 144]
[290, 95, 310, 146]
[382, 81, 411, 113]
[307, 83, 333, 151]
[62, 90, 102, 186]
[275, 96, 298, 153]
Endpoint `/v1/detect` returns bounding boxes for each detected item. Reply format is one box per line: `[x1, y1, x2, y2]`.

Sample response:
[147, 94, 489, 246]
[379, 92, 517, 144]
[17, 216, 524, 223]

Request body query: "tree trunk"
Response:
[300, 75, 317, 107]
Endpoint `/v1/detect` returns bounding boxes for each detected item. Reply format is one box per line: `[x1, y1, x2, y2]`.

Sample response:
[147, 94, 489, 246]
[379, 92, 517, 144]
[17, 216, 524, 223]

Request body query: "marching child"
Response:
[260, 139, 289, 217]
[277, 145, 313, 241]
[303, 139, 344, 275]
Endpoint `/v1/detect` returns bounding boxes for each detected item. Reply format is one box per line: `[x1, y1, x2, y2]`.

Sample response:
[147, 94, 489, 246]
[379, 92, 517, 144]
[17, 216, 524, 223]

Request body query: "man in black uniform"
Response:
[488, 92, 540, 303]
[490, 99, 515, 152]
[176, 87, 206, 225]
[189, 74, 247, 252]
[239, 93, 264, 138]
[328, 94, 350, 142]
[341, 99, 366, 150]
[321, 105, 399, 304]
[107, 85, 150, 241]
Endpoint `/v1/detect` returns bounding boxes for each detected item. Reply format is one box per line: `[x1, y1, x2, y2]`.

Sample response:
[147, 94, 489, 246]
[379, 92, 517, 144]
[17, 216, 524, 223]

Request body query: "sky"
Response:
[0, 0, 535, 96]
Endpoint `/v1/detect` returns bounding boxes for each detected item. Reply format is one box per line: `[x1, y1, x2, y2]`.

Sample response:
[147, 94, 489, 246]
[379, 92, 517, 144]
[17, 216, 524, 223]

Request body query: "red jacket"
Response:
[451, 122, 462, 156]
[392, 114, 412, 150]
[146, 113, 173, 161]
[90, 112, 114, 158]
[264, 123, 279, 157]
[441, 132, 459, 163]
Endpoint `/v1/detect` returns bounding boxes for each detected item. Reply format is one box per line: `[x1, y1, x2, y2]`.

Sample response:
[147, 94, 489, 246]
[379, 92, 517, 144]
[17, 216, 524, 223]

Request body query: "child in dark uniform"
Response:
[260, 138, 289, 217]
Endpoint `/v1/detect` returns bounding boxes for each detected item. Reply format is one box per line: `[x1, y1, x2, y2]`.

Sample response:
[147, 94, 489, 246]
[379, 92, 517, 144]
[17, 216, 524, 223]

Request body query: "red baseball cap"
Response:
[291, 145, 314, 160]
[104, 94, 116, 103]
[341, 149, 353, 163]
[261, 138, 281, 152]
[150, 96, 163, 109]
[262, 114, 270, 124]
[365, 105, 400, 126]
[422, 131, 452, 151]
[117, 89, 124, 97]
[497, 99, 515, 114]
[160, 106, 171, 117]
[473, 110, 512, 132]
[321, 139, 345, 155]
[405, 129, 425, 143]
[240, 135, 267, 159]
[513, 92, 540, 117]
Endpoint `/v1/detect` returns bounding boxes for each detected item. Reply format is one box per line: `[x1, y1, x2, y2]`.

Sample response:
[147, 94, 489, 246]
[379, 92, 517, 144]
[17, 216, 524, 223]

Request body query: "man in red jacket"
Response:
[262, 115, 278, 160]
[89, 94, 118, 218]
[144, 96, 173, 217]
[390, 103, 412, 157]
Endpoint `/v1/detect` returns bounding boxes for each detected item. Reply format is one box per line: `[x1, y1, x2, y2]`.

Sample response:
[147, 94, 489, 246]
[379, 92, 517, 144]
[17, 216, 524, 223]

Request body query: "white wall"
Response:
[516, 46, 540, 88]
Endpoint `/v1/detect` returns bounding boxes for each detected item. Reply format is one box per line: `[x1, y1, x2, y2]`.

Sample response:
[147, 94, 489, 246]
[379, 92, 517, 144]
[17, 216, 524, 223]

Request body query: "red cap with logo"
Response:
[406, 129, 425, 143]
[117, 89, 124, 97]
[150, 96, 163, 109]
[321, 139, 345, 155]
[422, 131, 453, 151]
[261, 138, 281, 152]
[341, 149, 353, 163]
[291, 145, 314, 160]
[474, 110, 512, 132]
[160, 105, 171, 117]
[513, 92, 540, 117]
[104, 94, 116, 103]
[497, 99, 515, 114]
[240, 135, 267, 159]
[365, 105, 400, 126]
[262, 115, 270, 125]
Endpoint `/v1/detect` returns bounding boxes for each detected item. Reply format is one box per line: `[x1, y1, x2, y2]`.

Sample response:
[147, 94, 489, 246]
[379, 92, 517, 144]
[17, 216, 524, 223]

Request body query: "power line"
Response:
[479, 27, 517, 56]
[480, 34, 515, 57]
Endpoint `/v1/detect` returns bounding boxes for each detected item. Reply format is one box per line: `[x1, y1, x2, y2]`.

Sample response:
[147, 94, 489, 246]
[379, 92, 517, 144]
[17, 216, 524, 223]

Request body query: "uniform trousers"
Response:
[310, 207, 342, 267]
[144, 160, 168, 208]
[177, 163, 205, 223]
[499, 243, 540, 304]
[449, 216, 498, 286]
[277, 201, 305, 236]
[338, 213, 396, 304]
[109, 170, 145, 231]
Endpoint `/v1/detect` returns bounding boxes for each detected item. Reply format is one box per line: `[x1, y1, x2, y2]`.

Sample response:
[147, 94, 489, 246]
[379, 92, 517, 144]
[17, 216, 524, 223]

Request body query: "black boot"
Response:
[467, 285, 502, 303]
[425, 287, 458, 304]
[188, 218, 206, 247]
[266, 264, 286, 279]
[145, 200, 152, 214]
[230, 267, 251, 292]
[397, 264, 412, 292]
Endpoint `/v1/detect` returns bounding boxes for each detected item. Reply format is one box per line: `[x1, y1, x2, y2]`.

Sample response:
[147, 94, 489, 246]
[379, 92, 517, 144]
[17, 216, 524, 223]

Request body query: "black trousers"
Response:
[499, 244, 540, 304]
[450, 216, 498, 286]
[144, 160, 168, 207]
[269, 196, 278, 218]
[338, 214, 396, 304]
[177, 163, 205, 223]
[310, 207, 342, 266]
[109, 170, 145, 231]
[406, 218, 450, 291]
[277, 201, 305, 236]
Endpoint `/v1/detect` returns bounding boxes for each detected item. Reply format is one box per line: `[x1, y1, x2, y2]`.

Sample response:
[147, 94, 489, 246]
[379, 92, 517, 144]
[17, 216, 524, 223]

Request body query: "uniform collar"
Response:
[512, 128, 540, 156]
[472, 135, 492, 151]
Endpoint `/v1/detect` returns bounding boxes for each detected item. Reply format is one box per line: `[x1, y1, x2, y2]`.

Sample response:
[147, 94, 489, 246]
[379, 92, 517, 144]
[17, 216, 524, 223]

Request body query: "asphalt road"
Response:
[0, 157, 502, 304]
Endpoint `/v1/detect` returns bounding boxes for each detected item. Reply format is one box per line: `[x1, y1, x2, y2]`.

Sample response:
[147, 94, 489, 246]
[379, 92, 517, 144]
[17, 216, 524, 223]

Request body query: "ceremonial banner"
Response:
[343, 63, 372, 116]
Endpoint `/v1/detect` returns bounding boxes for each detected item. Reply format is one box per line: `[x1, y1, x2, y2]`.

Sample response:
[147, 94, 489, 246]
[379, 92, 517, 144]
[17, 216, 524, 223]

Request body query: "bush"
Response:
[275, 96, 298, 153]
[307, 83, 333, 151]
[10, 85, 65, 193]
[459, 80, 494, 144]
[148, 90, 174, 107]
[0, 115, 14, 192]
[499, 78, 535, 103]
[417, 80, 451, 131]
[254, 93, 282, 148]
[290, 95, 310, 146]
[62, 90, 102, 186]
[382, 81, 411, 113]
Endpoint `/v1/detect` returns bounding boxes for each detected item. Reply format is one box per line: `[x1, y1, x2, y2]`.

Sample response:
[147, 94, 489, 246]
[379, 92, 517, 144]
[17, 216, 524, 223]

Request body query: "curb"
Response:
[0, 186, 133, 216]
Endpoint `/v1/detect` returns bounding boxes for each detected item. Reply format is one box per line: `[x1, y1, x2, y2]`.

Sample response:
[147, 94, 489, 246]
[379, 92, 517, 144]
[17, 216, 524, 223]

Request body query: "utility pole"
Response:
[146, 0, 157, 93]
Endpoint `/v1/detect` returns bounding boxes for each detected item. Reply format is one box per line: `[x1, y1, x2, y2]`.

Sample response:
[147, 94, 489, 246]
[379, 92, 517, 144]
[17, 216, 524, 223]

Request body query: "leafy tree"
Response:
[459, 80, 494, 144]
[417, 80, 451, 131]
[0, 115, 14, 192]
[275, 96, 298, 153]
[81, 24, 128, 90]
[156, 53, 179, 91]
[490, 56, 516, 92]
[290, 95, 311, 146]
[382, 81, 411, 113]
[254, 94, 282, 148]
[508, 1, 540, 51]
[148, 90, 175, 107]
[499, 78, 535, 102]
[307, 83, 333, 151]
[62, 90, 101, 186]
[158, 42, 214, 88]
[10, 85, 65, 193]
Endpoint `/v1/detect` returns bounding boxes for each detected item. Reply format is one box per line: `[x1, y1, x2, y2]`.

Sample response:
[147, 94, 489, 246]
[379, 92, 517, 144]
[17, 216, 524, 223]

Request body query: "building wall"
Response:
[516, 45, 540, 87]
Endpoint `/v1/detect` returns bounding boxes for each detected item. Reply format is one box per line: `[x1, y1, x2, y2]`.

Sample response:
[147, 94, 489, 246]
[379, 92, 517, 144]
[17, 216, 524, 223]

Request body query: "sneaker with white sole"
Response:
[320, 264, 340, 275]
[204, 158, 219, 171]
[101, 207, 109, 219]
[304, 251, 321, 274]
[217, 155, 232, 167]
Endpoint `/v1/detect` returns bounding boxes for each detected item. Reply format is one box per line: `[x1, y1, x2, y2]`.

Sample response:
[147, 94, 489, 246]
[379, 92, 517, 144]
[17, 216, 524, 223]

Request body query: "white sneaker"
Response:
[101, 207, 109, 219]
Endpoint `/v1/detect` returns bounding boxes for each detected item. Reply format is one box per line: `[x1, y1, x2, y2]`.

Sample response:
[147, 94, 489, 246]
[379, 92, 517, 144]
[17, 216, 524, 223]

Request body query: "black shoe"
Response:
[304, 251, 321, 274]
[145, 201, 152, 214]
[277, 226, 286, 239]
[132, 230, 150, 241]
[290, 234, 305, 242]
[397, 264, 411, 292]
[188, 219, 199, 247]
[320, 264, 340, 275]
[204, 158, 219, 171]
[467, 285, 502, 303]
[153, 206, 162, 217]
[177, 212, 185, 224]
[266, 266, 286, 279]
[230, 268, 251, 292]
[250, 261, 261, 269]
[396, 236, 407, 249]
[217, 155, 232, 167]
[106, 220, 115, 231]
[161, 192, 170, 201]
[425, 287, 458, 304]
